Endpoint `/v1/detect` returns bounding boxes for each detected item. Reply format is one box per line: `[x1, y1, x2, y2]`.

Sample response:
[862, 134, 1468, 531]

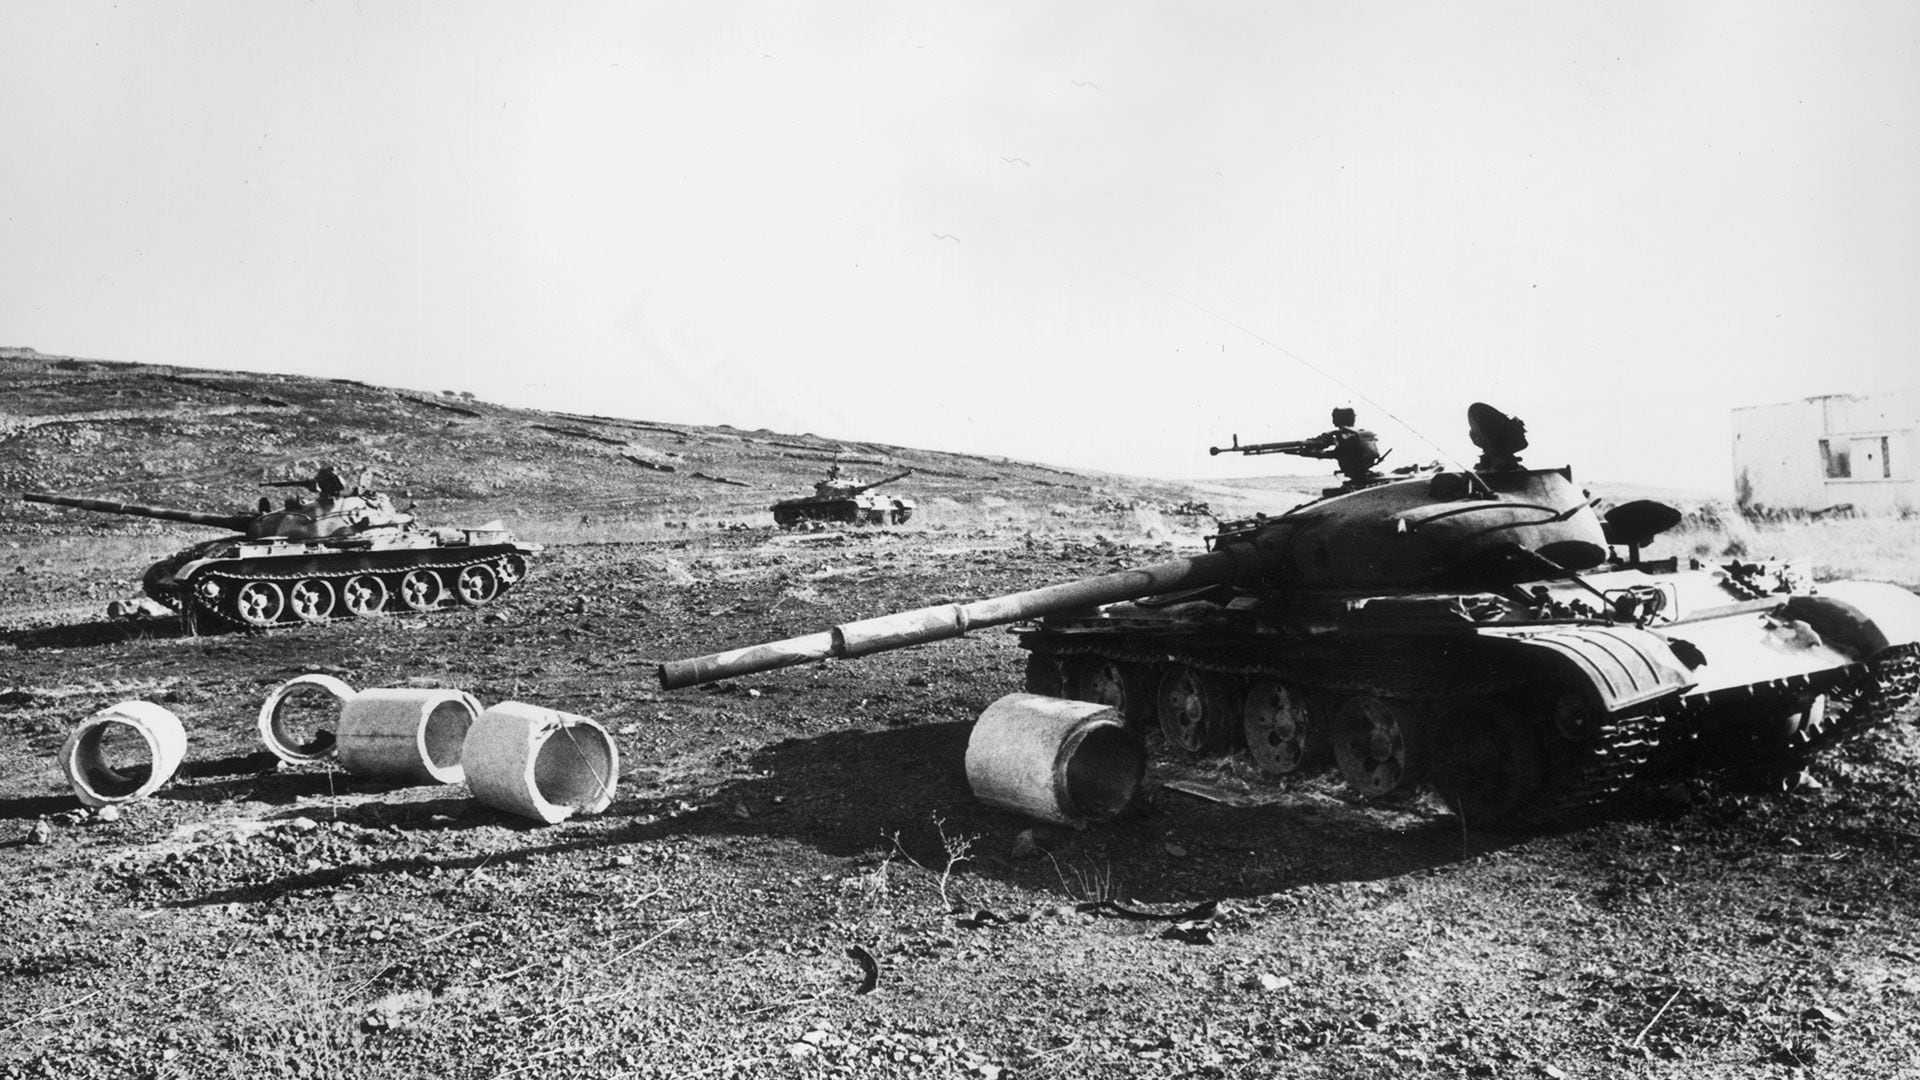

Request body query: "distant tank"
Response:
[664, 403, 1920, 829]
[771, 466, 915, 527]
[21, 484, 542, 629]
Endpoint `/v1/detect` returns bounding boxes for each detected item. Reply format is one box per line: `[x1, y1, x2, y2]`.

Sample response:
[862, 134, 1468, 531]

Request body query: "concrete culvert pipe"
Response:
[60, 701, 188, 808]
[257, 674, 357, 764]
[336, 689, 482, 785]
[965, 693, 1144, 826]
[461, 702, 619, 824]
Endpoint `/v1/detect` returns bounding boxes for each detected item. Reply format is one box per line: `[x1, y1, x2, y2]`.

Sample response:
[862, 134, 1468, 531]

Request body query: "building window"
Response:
[1820, 438, 1849, 478]
[1820, 435, 1893, 481]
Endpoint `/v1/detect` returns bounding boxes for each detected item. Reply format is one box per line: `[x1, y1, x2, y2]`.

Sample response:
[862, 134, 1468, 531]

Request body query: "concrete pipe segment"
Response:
[257, 673, 357, 764]
[336, 689, 483, 785]
[461, 702, 619, 824]
[965, 693, 1144, 826]
[60, 700, 188, 808]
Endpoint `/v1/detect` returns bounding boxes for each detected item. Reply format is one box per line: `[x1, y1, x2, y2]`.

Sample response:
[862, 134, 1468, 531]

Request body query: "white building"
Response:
[1731, 388, 1918, 516]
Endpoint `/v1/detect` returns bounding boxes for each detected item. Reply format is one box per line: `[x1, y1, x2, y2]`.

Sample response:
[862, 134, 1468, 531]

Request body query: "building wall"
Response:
[1731, 388, 1919, 515]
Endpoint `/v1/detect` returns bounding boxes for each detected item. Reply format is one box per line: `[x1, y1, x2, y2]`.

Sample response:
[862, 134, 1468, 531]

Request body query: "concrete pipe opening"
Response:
[257, 674, 356, 764]
[60, 701, 188, 808]
[337, 689, 481, 785]
[965, 693, 1145, 826]
[463, 702, 619, 825]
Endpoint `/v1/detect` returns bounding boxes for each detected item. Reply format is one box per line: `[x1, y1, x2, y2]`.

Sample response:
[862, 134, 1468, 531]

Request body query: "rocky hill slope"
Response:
[1, 348, 1314, 536]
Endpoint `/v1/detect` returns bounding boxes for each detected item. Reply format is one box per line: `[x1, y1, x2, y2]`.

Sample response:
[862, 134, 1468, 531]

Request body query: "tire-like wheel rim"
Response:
[233, 581, 285, 627]
[455, 564, 500, 606]
[342, 574, 388, 617]
[288, 579, 335, 623]
[1067, 656, 1156, 729]
[1156, 666, 1235, 755]
[1068, 657, 1127, 709]
[1244, 678, 1314, 776]
[399, 569, 443, 612]
[1331, 695, 1416, 798]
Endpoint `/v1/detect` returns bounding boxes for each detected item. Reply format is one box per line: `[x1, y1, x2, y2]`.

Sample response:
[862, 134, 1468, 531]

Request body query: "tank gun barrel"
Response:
[21, 492, 254, 532]
[658, 543, 1275, 690]
[1208, 434, 1315, 458]
[849, 468, 914, 493]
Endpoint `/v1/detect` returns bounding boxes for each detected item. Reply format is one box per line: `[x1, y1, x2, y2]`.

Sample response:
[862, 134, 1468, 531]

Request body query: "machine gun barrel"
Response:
[21, 492, 255, 532]
[1208, 434, 1315, 457]
[658, 543, 1275, 690]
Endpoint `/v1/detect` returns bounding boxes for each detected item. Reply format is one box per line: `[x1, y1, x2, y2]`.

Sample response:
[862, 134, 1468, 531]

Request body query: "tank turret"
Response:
[668, 403, 1920, 829]
[19, 484, 541, 630]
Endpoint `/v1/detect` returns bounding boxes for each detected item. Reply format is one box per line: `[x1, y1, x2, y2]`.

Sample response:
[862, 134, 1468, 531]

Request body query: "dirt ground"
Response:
[3, 524, 1919, 1080]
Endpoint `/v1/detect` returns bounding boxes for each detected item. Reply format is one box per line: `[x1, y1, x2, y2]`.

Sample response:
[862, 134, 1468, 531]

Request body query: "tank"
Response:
[663, 404, 1920, 829]
[771, 467, 915, 527]
[21, 488, 542, 630]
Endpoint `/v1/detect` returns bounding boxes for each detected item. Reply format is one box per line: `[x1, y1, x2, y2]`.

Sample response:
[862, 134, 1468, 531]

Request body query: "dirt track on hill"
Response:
[4, 526, 1920, 1079]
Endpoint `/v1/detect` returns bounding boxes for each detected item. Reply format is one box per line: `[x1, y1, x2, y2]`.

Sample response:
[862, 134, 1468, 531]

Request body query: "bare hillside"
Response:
[0, 351, 1250, 534]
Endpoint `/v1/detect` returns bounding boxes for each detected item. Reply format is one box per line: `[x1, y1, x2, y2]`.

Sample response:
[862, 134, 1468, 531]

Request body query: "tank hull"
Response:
[770, 494, 915, 526]
[146, 535, 540, 629]
[23, 487, 543, 630]
[1016, 566, 1920, 828]
[661, 439, 1920, 830]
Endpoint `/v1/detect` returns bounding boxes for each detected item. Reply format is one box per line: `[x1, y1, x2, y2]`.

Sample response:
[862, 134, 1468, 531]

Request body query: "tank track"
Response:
[1021, 635, 1919, 830]
[1666, 641, 1920, 784]
[1793, 642, 1920, 754]
[157, 547, 531, 630]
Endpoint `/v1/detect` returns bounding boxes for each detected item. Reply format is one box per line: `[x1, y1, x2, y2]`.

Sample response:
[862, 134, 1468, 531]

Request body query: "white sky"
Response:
[3, 1, 1916, 493]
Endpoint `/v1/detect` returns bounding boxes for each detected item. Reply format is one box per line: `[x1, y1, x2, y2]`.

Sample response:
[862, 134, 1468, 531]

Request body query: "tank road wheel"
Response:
[1066, 656, 1158, 729]
[1330, 694, 1421, 798]
[342, 574, 388, 618]
[1430, 696, 1551, 829]
[1243, 678, 1322, 777]
[399, 569, 444, 612]
[232, 581, 286, 628]
[1156, 666, 1239, 755]
[496, 554, 528, 588]
[288, 579, 336, 624]
[1023, 651, 1066, 697]
[454, 563, 500, 606]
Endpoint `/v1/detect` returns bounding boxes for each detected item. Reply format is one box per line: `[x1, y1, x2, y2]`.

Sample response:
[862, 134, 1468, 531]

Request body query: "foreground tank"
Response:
[771, 468, 915, 526]
[663, 405, 1920, 829]
[21, 490, 542, 630]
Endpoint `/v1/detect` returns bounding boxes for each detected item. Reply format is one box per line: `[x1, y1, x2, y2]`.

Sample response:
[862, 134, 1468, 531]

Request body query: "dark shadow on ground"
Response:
[0, 793, 79, 820]
[1, 614, 197, 651]
[151, 721, 1541, 912]
[610, 720, 1530, 904]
